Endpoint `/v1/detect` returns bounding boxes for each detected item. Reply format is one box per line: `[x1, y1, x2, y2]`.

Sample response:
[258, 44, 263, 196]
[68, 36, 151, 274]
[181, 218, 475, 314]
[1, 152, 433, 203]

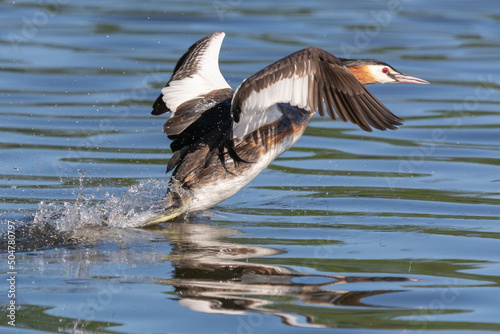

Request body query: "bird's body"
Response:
[173, 102, 311, 213]
[146, 32, 428, 225]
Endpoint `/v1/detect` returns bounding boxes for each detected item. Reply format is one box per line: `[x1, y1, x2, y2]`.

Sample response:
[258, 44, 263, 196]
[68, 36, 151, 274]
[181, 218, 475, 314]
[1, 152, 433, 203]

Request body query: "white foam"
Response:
[32, 178, 173, 231]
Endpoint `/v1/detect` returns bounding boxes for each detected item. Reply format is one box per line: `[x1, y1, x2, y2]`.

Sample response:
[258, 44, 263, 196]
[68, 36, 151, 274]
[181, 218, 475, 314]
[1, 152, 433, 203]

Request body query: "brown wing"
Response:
[231, 47, 402, 137]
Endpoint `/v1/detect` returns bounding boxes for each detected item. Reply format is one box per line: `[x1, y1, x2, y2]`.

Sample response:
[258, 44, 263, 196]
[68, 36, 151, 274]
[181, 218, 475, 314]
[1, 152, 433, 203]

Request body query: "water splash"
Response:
[35, 174, 171, 230]
[1, 174, 174, 250]
[100, 178, 172, 228]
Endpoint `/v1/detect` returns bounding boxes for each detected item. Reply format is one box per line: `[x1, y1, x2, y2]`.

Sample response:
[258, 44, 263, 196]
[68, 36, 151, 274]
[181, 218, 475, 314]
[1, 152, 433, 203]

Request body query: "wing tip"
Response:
[152, 93, 171, 115]
[376, 116, 404, 131]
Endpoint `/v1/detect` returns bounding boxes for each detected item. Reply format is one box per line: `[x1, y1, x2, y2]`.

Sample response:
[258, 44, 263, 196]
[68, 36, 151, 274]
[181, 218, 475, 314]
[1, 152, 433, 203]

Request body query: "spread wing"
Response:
[152, 31, 233, 138]
[151, 32, 236, 174]
[230, 47, 403, 139]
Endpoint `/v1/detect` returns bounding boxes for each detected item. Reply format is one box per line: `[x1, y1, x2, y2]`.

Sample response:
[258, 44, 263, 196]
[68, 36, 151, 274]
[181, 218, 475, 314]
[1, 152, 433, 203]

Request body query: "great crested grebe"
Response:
[146, 32, 428, 225]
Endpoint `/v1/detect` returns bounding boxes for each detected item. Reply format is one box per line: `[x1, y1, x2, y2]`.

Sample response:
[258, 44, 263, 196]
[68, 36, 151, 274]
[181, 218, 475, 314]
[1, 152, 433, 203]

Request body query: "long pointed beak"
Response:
[393, 73, 429, 84]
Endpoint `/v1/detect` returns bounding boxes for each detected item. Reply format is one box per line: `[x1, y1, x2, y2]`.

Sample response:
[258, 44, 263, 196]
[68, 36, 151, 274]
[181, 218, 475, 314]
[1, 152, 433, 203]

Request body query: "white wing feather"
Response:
[232, 73, 310, 139]
[161, 32, 231, 114]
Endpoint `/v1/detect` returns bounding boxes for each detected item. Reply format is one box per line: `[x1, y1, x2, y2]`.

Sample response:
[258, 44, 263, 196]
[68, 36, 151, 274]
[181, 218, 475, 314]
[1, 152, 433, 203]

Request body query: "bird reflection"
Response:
[152, 220, 416, 328]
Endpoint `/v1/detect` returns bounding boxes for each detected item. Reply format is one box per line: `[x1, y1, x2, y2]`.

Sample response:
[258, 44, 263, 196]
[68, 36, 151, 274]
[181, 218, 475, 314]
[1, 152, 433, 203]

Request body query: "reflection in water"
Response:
[154, 221, 415, 328]
[0, 174, 422, 330]
[3, 210, 492, 332]
[5, 213, 415, 330]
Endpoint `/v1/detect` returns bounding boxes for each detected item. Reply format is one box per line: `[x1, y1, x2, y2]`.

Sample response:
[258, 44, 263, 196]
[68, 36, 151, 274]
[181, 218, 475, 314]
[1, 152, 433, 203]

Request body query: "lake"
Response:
[1, 0, 500, 333]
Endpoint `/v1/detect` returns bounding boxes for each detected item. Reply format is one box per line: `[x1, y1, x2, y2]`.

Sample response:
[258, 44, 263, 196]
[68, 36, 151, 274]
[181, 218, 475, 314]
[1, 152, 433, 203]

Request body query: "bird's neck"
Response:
[345, 65, 374, 85]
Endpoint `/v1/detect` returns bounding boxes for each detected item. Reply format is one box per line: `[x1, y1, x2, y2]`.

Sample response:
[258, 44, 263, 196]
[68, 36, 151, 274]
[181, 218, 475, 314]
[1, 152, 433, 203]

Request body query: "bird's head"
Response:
[340, 58, 429, 85]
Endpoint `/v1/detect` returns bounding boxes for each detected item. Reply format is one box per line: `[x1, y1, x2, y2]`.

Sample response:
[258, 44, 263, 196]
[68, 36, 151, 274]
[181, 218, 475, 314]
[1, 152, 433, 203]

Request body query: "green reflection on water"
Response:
[0, 305, 121, 333]
[249, 257, 500, 286]
[265, 302, 500, 331]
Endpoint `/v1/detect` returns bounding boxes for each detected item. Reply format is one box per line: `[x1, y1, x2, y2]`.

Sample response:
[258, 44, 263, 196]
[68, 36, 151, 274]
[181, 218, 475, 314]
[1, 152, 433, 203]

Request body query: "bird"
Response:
[145, 32, 428, 225]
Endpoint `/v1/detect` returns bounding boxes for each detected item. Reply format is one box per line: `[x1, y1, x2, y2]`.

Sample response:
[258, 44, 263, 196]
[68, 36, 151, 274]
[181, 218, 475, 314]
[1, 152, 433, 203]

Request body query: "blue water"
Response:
[1, 0, 500, 333]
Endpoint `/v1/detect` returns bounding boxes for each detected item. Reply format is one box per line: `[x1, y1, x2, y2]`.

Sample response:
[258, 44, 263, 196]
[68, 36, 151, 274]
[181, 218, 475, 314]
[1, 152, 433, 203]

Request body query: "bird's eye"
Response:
[382, 67, 389, 74]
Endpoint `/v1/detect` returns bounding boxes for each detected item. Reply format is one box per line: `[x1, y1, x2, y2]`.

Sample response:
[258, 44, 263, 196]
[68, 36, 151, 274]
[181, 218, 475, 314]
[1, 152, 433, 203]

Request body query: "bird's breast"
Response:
[184, 106, 311, 212]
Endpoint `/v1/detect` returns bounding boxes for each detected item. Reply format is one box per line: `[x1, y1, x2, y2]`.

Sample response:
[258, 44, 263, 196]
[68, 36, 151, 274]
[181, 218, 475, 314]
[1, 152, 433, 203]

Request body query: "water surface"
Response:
[1, 0, 500, 333]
